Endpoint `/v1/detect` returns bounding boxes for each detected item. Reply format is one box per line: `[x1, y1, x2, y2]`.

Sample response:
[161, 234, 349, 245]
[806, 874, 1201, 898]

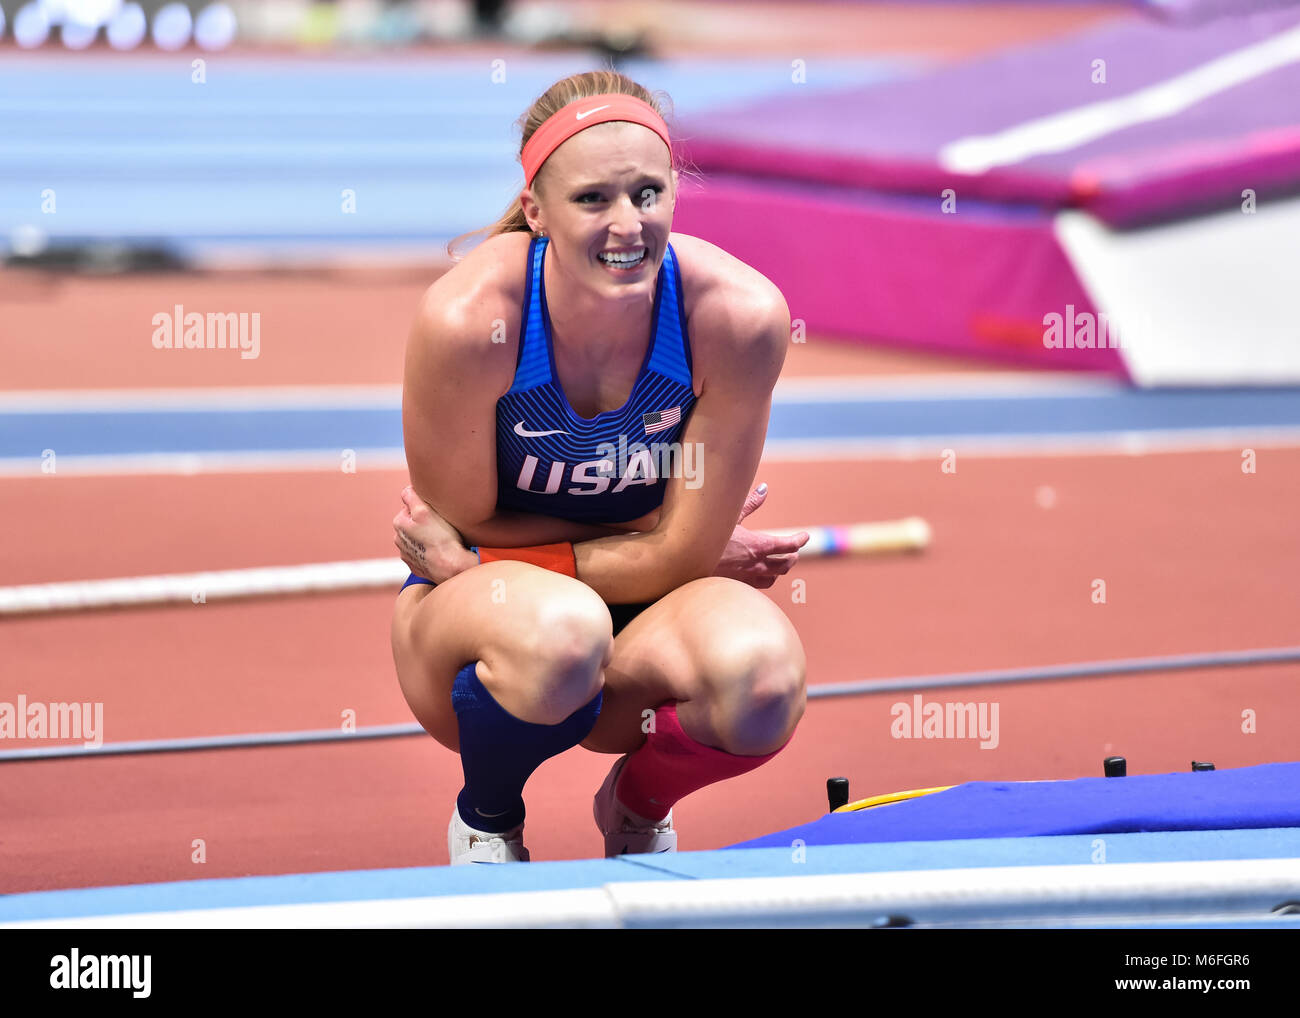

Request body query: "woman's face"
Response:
[524, 121, 677, 304]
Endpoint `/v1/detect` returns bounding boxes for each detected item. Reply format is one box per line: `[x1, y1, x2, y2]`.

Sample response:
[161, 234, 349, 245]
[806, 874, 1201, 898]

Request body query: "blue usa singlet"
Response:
[494, 236, 697, 525]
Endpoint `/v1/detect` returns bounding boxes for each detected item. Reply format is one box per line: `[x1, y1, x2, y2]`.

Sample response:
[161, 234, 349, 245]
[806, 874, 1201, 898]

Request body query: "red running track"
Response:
[1, 271, 1297, 893]
[3, 451, 1299, 892]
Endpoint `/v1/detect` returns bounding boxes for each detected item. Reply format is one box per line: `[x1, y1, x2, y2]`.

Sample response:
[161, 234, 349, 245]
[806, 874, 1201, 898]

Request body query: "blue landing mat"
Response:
[730, 762, 1300, 848]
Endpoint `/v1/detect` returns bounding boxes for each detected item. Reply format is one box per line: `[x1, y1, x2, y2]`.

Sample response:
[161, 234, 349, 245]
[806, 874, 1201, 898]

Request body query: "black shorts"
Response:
[608, 601, 653, 637]
[401, 572, 651, 637]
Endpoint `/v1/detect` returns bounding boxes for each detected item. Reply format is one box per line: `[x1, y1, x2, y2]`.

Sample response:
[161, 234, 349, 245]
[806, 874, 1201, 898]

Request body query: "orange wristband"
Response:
[475, 543, 577, 578]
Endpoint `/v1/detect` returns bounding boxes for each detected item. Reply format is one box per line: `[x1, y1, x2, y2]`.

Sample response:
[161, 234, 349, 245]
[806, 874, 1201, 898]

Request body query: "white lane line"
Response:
[0, 374, 1123, 414]
[0, 449, 408, 477]
[762, 427, 1300, 460]
[771, 373, 1125, 401]
[0, 428, 1298, 478]
[0, 386, 403, 413]
[3, 647, 1292, 748]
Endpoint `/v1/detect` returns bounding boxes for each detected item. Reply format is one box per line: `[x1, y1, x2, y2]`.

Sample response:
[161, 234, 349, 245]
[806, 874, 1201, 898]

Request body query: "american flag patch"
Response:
[643, 406, 681, 435]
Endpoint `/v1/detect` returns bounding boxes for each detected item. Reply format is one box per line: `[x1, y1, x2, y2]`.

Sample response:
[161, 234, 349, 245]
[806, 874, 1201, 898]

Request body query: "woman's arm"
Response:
[395, 488, 656, 583]
[400, 242, 793, 598]
[396, 479, 801, 590]
[566, 287, 789, 602]
[459, 507, 659, 547]
[400, 254, 660, 579]
[401, 265, 520, 552]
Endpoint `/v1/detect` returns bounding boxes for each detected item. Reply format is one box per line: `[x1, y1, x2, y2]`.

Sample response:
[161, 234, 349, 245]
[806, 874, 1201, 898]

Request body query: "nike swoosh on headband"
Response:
[575, 104, 611, 120]
[514, 421, 571, 437]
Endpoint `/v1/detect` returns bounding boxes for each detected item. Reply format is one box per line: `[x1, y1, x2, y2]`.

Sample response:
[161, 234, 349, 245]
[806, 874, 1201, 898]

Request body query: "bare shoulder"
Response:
[670, 232, 787, 321]
[419, 231, 531, 329]
[409, 232, 531, 383]
[669, 232, 790, 381]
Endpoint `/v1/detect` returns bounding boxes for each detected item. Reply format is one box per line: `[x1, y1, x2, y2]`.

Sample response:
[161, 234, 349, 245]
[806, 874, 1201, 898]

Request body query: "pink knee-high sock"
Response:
[614, 702, 791, 823]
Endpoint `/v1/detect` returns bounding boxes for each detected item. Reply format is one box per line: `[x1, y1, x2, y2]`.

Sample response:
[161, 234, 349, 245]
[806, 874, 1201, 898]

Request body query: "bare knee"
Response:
[687, 612, 806, 756]
[479, 577, 614, 725]
[531, 589, 615, 692]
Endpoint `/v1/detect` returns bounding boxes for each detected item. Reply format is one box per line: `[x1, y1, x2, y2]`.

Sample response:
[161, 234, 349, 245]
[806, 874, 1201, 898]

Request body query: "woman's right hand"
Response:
[713, 483, 809, 590]
[393, 485, 479, 583]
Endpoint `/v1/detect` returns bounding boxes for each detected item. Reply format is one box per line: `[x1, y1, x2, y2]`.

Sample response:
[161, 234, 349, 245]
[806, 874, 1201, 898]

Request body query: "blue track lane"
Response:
[1, 388, 1299, 459]
[0, 55, 917, 252]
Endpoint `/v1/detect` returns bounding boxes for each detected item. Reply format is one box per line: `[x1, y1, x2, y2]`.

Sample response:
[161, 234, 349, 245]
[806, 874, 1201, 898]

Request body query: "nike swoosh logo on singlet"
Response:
[576, 105, 611, 120]
[514, 421, 571, 437]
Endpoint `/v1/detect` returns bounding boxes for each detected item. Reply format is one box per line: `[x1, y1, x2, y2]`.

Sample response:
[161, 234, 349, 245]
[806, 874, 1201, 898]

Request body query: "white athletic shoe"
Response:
[593, 754, 677, 857]
[448, 807, 530, 865]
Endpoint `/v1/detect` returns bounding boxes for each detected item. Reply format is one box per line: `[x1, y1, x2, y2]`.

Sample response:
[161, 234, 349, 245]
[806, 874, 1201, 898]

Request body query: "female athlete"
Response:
[390, 69, 809, 864]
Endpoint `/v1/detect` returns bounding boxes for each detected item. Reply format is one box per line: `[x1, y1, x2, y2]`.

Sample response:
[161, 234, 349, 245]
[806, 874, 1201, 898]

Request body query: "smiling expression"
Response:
[522, 120, 678, 304]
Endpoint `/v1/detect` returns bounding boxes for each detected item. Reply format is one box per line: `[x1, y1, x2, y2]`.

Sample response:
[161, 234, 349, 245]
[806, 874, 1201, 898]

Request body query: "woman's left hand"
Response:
[393, 485, 475, 583]
[713, 483, 809, 589]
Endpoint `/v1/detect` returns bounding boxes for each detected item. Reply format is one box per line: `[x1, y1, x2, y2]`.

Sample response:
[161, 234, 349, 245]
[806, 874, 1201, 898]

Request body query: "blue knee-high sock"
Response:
[451, 661, 602, 834]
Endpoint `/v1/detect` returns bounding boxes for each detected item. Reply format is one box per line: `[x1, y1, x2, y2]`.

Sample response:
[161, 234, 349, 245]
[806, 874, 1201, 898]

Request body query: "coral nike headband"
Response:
[521, 94, 673, 190]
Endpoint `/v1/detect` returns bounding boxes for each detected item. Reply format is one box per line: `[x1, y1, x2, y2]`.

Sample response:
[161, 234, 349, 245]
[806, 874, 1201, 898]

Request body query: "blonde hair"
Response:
[447, 68, 693, 261]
